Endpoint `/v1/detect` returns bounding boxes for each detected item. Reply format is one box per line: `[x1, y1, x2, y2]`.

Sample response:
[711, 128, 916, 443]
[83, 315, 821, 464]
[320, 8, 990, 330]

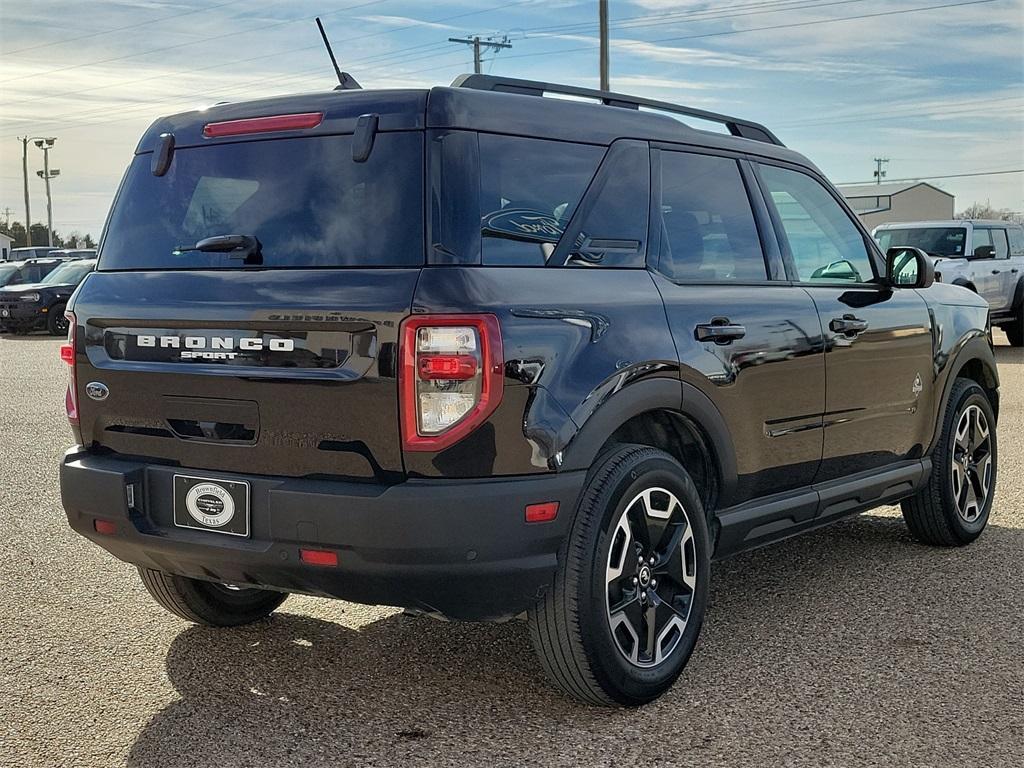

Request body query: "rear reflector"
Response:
[525, 501, 559, 523]
[59, 343, 73, 364]
[299, 548, 338, 567]
[94, 519, 117, 535]
[418, 354, 478, 380]
[203, 112, 323, 138]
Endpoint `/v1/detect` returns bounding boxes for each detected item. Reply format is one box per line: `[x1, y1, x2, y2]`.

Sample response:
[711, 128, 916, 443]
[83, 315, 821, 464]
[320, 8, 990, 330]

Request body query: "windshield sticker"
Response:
[481, 208, 565, 243]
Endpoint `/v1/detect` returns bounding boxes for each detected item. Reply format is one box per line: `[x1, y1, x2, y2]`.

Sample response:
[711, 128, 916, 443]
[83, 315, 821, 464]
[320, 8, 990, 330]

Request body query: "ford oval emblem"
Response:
[85, 382, 109, 401]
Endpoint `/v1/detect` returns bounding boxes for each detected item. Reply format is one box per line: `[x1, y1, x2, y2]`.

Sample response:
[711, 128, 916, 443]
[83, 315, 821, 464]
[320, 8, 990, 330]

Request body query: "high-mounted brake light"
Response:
[202, 112, 323, 138]
[400, 315, 503, 452]
[60, 311, 78, 425]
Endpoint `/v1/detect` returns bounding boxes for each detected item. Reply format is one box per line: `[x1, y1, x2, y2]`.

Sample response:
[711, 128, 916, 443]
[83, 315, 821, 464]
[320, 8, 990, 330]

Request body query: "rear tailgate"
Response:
[70, 94, 428, 481]
[71, 269, 417, 480]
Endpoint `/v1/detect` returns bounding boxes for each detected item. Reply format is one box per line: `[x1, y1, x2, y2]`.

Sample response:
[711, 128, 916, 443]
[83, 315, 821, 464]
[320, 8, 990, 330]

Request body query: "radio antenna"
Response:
[316, 16, 361, 90]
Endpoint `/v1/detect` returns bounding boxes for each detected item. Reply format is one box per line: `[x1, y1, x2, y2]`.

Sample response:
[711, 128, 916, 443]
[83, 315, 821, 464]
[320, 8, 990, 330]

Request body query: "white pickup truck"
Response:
[874, 219, 1024, 346]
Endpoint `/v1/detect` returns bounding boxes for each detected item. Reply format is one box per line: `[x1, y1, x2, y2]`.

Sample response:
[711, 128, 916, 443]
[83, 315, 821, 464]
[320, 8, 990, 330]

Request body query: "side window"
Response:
[759, 164, 875, 283]
[1008, 227, 1024, 256]
[657, 151, 766, 281]
[478, 134, 603, 266]
[991, 229, 1010, 259]
[973, 228, 993, 256]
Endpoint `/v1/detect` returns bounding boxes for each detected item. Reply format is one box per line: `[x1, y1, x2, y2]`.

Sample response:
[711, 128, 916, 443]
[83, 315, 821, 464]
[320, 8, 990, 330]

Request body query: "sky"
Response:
[0, 0, 1021, 239]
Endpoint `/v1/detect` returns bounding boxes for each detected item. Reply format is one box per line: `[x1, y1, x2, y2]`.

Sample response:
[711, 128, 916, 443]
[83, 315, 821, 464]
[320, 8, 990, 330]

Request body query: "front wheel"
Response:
[528, 445, 710, 706]
[46, 303, 68, 336]
[138, 568, 287, 626]
[901, 379, 997, 546]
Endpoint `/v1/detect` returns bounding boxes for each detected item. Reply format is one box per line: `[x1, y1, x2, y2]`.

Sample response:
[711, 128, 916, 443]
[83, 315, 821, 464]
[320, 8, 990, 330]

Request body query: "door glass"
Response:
[973, 228, 993, 257]
[657, 151, 766, 281]
[1008, 227, 1024, 256]
[759, 164, 875, 283]
[990, 229, 1010, 259]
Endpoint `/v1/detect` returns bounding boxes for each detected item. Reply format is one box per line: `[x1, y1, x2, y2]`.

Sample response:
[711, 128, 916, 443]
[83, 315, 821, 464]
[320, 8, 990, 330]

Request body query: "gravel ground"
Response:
[1, 331, 1021, 768]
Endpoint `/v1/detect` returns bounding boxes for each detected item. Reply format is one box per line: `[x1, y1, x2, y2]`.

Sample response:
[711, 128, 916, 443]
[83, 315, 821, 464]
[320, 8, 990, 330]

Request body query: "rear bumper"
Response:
[60, 448, 584, 620]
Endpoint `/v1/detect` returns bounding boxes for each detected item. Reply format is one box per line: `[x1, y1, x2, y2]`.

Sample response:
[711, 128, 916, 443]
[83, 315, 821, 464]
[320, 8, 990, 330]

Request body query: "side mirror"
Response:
[886, 246, 934, 289]
[972, 244, 996, 259]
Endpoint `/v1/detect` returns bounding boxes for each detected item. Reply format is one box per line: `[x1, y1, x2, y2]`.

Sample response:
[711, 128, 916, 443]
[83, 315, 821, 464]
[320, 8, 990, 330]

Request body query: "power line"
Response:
[1, 0, 252, 56]
[0, 0, 540, 136]
[0, 0, 391, 85]
[493, 0, 1002, 63]
[838, 169, 1024, 184]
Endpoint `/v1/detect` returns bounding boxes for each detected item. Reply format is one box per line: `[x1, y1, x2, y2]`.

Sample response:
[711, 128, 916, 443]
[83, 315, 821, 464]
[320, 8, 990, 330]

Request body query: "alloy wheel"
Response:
[951, 404, 992, 523]
[605, 487, 698, 668]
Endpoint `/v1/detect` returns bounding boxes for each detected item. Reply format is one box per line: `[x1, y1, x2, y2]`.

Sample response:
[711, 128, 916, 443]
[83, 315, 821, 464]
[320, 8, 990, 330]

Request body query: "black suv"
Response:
[0, 258, 96, 335]
[59, 76, 999, 706]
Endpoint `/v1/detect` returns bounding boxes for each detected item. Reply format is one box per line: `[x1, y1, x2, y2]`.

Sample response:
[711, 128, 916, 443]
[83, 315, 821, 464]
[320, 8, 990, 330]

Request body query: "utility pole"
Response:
[448, 35, 512, 74]
[18, 138, 32, 246]
[599, 0, 610, 91]
[873, 157, 889, 185]
[34, 138, 59, 246]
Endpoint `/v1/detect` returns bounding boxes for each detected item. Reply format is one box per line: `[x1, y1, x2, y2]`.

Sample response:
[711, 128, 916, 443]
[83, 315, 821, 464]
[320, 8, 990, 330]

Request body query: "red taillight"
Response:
[61, 310, 78, 425]
[400, 314, 503, 452]
[299, 548, 338, 567]
[202, 112, 323, 138]
[94, 519, 116, 535]
[525, 501, 559, 523]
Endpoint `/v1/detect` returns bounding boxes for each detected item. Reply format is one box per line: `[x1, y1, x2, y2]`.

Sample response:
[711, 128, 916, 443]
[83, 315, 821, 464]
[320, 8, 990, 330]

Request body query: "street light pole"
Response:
[18, 138, 32, 246]
[33, 138, 59, 246]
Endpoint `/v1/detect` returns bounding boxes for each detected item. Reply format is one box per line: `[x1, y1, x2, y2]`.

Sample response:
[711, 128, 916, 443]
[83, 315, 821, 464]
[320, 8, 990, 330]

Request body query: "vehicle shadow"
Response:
[127, 513, 1024, 768]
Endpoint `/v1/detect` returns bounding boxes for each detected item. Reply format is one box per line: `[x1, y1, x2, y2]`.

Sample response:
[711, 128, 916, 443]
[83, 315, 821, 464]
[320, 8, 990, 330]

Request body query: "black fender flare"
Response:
[951, 277, 977, 293]
[928, 334, 1000, 455]
[559, 377, 739, 507]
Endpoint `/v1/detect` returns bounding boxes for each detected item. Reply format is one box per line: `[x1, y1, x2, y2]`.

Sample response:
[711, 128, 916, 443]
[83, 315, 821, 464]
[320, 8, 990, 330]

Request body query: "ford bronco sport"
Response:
[60, 75, 1000, 706]
[874, 219, 1024, 346]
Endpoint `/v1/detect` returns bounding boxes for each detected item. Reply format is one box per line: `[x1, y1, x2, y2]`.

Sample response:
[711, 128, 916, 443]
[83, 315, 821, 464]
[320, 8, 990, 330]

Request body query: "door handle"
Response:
[1012, 268, 1019, 273]
[991, 269, 1001, 275]
[830, 314, 869, 336]
[695, 318, 746, 344]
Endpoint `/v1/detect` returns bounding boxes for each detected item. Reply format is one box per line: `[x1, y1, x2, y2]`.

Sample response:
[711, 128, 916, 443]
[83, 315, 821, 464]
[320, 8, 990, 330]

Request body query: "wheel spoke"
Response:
[605, 514, 634, 584]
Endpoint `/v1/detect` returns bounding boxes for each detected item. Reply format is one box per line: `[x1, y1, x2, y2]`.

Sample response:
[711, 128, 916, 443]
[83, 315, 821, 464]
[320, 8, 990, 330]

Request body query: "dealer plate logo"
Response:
[185, 482, 235, 528]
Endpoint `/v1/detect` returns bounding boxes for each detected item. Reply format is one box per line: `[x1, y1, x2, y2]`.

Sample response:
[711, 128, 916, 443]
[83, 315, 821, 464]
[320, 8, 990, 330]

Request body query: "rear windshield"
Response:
[99, 133, 424, 270]
[875, 227, 967, 258]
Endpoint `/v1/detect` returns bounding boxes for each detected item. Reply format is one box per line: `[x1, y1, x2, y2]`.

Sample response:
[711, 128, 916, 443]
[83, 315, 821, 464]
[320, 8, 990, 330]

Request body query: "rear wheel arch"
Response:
[560, 379, 737, 515]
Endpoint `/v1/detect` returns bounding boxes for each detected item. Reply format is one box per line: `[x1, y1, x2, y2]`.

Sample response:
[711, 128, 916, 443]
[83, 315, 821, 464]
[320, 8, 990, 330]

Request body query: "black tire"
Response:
[528, 445, 711, 706]
[901, 379, 997, 546]
[1004, 307, 1023, 347]
[46, 303, 68, 336]
[138, 567, 287, 626]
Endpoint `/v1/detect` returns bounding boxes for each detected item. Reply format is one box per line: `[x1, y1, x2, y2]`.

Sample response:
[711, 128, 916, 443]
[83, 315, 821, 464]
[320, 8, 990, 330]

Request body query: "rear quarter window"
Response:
[100, 133, 424, 270]
[478, 135, 604, 266]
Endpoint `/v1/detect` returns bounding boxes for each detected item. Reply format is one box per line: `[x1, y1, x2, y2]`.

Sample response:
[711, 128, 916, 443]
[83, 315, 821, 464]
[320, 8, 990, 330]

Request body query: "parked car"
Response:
[6, 246, 57, 261]
[59, 75, 999, 706]
[0, 258, 96, 335]
[874, 220, 1024, 346]
[0, 257, 67, 288]
[48, 248, 97, 260]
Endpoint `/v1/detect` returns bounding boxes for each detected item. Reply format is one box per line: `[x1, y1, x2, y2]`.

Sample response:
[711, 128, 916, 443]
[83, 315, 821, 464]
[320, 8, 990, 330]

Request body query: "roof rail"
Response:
[451, 74, 784, 147]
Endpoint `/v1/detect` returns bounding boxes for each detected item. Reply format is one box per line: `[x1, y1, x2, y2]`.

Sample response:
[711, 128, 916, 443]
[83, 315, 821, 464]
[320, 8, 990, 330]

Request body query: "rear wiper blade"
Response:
[174, 234, 263, 264]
